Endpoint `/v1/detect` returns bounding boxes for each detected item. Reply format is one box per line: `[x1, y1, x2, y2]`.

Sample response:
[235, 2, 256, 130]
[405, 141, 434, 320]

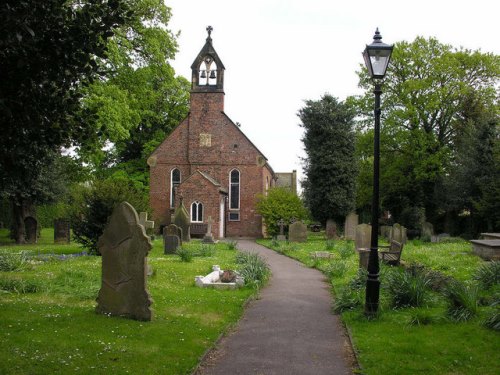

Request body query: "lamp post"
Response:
[362, 28, 393, 316]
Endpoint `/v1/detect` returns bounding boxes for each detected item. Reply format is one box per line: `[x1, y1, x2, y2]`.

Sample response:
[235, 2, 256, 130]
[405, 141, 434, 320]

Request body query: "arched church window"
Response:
[191, 201, 203, 222]
[170, 168, 181, 208]
[229, 169, 240, 221]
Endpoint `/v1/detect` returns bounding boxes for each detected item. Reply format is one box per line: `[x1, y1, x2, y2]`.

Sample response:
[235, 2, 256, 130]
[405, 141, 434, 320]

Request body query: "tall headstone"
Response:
[54, 219, 70, 244]
[24, 216, 38, 244]
[163, 224, 181, 254]
[173, 200, 190, 242]
[355, 224, 372, 269]
[96, 202, 153, 321]
[289, 220, 307, 243]
[325, 219, 337, 240]
[202, 216, 217, 244]
[392, 223, 407, 244]
[344, 212, 359, 240]
[380, 225, 392, 240]
[421, 222, 434, 239]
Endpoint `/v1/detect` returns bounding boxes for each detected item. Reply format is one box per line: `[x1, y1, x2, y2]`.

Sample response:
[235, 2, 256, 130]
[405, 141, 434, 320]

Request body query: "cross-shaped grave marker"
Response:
[277, 219, 286, 235]
[138, 212, 155, 233]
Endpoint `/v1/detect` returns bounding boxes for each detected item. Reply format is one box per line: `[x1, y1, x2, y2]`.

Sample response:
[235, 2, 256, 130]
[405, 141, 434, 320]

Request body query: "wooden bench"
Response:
[190, 223, 208, 238]
[378, 240, 403, 266]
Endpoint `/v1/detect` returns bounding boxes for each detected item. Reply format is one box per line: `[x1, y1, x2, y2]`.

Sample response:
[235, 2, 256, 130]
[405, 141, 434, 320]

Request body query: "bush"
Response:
[385, 267, 431, 309]
[408, 309, 437, 326]
[197, 243, 216, 257]
[333, 287, 362, 313]
[348, 268, 368, 290]
[69, 179, 148, 254]
[176, 247, 193, 262]
[483, 300, 500, 331]
[474, 261, 500, 290]
[235, 251, 270, 288]
[325, 261, 347, 278]
[226, 240, 238, 250]
[325, 240, 335, 251]
[443, 280, 479, 322]
[0, 251, 31, 272]
[338, 241, 354, 259]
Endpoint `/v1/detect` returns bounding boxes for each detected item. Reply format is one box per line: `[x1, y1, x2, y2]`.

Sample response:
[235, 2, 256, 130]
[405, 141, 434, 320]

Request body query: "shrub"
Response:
[235, 251, 270, 288]
[333, 287, 362, 313]
[474, 261, 500, 290]
[443, 280, 479, 322]
[226, 240, 238, 250]
[338, 241, 354, 259]
[348, 268, 368, 290]
[197, 243, 216, 257]
[408, 309, 436, 326]
[385, 267, 431, 309]
[0, 251, 31, 272]
[325, 261, 347, 278]
[325, 240, 335, 251]
[69, 179, 148, 254]
[176, 247, 193, 262]
[483, 300, 500, 331]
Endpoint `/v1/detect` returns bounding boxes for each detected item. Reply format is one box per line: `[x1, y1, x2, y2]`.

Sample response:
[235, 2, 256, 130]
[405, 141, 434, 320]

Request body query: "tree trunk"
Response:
[11, 199, 26, 244]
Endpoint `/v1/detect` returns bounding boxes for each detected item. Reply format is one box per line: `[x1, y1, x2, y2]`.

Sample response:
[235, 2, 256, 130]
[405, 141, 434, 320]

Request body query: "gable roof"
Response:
[180, 170, 228, 194]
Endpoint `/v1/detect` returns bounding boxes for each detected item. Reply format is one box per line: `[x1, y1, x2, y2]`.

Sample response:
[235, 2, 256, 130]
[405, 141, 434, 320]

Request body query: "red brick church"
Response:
[148, 27, 279, 239]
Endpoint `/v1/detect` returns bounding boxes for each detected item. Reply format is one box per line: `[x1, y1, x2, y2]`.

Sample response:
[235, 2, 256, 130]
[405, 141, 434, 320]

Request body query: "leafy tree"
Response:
[69, 178, 149, 254]
[0, 0, 130, 243]
[255, 187, 308, 236]
[353, 36, 500, 229]
[298, 94, 357, 225]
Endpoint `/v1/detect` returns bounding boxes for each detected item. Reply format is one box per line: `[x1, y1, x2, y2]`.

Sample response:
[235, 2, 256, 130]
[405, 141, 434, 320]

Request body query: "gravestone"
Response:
[95, 202, 153, 321]
[202, 216, 217, 244]
[421, 222, 434, 239]
[344, 212, 358, 240]
[173, 200, 190, 242]
[163, 224, 181, 254]
[54, 219, 70, 244]
[392, 223, 407, 244]
[288, 220, 307, 242]
[325, 219, 337, 240]
[276, 219, 287, 241]
[138, 212, 155, 239]
[24, 216, 38, 244]
[380, 225, 392, 240]
[355, 224, 371, 269]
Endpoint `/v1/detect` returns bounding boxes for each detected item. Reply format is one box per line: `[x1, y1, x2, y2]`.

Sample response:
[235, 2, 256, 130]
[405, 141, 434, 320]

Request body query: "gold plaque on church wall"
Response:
[199, 133, 212, 147]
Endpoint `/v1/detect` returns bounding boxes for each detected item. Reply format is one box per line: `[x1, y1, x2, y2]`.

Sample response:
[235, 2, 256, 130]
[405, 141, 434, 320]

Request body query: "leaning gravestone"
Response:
[173, 200, 190, 242]
[355, 224, 372, 269]
[163, 224, 181, 254]
[344, 212, 358, 240]
[96, 202, 153, 321]
[288, 220, 307, 242]
[24, 216, 38, 244]
[54, 219, 70, 244]
[325, 219, 337, 240]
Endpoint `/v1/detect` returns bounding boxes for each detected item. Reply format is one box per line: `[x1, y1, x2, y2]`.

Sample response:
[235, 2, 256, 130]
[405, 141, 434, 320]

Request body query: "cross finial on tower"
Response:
[206, 25, 213, 38]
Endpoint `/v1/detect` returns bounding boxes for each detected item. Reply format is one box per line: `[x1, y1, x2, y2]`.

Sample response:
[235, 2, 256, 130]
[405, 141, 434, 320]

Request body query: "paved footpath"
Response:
[195, 240, 354, 375]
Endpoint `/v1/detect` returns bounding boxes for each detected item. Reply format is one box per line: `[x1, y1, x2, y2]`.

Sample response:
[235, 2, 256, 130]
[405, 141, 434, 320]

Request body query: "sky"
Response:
[164, 0, 499, 189]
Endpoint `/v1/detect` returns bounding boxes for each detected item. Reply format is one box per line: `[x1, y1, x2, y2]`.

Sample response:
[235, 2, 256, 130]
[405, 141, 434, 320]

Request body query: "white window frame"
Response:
[170, 168, 181, 208]
[191, 201, 203, 223]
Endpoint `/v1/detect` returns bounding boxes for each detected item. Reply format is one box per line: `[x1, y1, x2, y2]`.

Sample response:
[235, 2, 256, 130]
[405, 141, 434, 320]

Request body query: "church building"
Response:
[148, 27, 277, 239]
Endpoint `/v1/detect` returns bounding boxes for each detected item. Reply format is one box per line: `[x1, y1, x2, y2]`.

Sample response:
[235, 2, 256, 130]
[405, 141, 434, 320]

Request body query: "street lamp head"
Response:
[363, 28, 393, 80]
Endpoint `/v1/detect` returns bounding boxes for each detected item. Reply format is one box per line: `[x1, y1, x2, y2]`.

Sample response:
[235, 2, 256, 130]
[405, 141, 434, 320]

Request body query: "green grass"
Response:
[258, 232, 500, 375]
[0, 231, 258, 374]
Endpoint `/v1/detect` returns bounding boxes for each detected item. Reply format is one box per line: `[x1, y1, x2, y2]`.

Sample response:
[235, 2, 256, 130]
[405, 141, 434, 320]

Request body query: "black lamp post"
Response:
[362, 28, 393, 316]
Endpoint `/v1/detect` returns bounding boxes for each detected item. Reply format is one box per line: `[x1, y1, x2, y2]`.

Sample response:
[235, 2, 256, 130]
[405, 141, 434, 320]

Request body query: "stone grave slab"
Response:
[289, 220, 307, 243]
[24, 216, 38, 244]
[325, 219, 337, 240]
[164, 224, 181, 254]
[54, 219, 71, 244]
[344, 212, 358, 240]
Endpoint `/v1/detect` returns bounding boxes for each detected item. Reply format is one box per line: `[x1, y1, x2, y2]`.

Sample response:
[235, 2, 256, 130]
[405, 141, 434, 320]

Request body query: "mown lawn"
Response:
[0, 229, 257, 375]
[258, 233, 500, 375]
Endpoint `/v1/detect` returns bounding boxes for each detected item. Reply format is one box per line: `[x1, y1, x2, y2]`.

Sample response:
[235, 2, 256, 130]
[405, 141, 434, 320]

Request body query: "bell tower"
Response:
[190, 26, 225, 113]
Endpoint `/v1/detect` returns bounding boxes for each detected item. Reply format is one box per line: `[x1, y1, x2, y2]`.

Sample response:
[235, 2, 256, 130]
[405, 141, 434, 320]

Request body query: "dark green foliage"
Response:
[255, 187, 308, 236]
[69, 179, 148, 254]
[226, 240, 238, 250]
[385, 267, 431, 308]
[483, 298, 500, 331]
[443, 280, 479, 321]
[333, 287, 363, 313]
[325, 240, 335, 251]
[338, 241, 355, 259]
[474, 261, 500, 290]
[299, 94, 357, 225]
[196, 243, 216, 257]
[324, 261, 347, 278]
[408, 309, 437, 326]
[235, 251, 270, 288]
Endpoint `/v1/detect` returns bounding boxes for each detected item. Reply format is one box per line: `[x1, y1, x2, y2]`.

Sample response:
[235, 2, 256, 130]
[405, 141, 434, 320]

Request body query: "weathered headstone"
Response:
[355, 224, 371, 269]
[173, 200, 190, 242]
[276, 219, 287, 241]
[96, 202, 153, 321]
[288, 220, 307, 242]
[138, 212, 155, 236]
[202, 216, 217, 244]
[380, 225, 392, 240]
[392, 223, 407, 244]
[24, 216, 38, 244]
[344, 212, 358, 240]
[421, 222, 434, 239]
[163, 224, 181, 254]
[54, 219, 70, 244]
[325, 219, 337, 240]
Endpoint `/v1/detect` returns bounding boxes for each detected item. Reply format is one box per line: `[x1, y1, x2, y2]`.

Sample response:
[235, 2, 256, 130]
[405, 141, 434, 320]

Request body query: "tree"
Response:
[255, 187, 308, 236]
[0, 0, 130, 243]
[353, 37, 499, 229]
[298, 94, 357, 225]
